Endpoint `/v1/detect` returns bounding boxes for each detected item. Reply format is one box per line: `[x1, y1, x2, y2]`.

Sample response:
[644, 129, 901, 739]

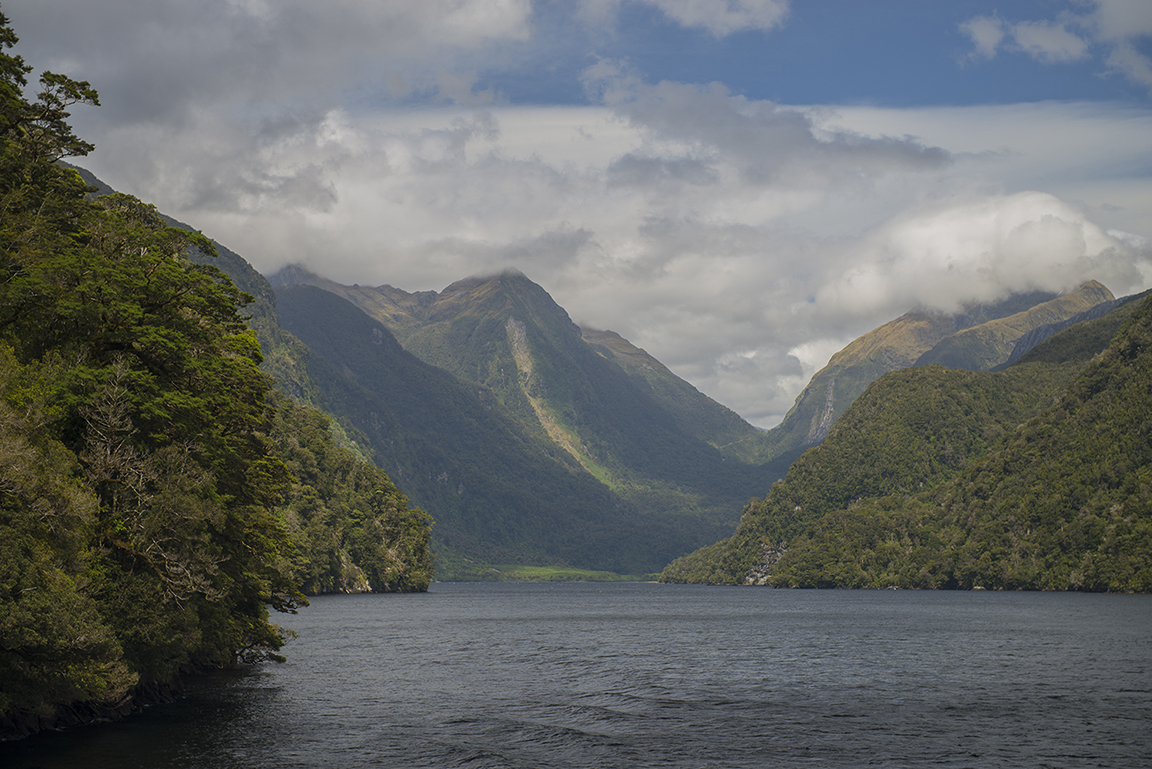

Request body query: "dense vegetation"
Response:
[0, 15, 431, 735]
[275, 284, 708, 576]
[662, 295, 1152, 590]
[760, 285, 1111, 459]
[272, 269, 797, 577]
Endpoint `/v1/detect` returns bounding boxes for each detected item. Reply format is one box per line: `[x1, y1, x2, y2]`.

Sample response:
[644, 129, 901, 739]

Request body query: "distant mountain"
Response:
[913, 281, 1113, 370]
[272, 283, 789, 578]
[272, 265, 780, 463]
[997, 288, 1151, 369]
[580, 328, 777, 464]
[661, 292, 1151, 589]
[762, 284, 1113, 457]
[271, 268, 796, 562]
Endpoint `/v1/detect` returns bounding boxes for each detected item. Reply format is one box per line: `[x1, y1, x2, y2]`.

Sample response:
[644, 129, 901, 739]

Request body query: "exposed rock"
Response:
[743, 542, 788, 585]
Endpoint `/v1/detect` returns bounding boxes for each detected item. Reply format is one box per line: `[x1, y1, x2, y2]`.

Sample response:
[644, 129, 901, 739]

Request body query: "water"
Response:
[6, 583, 1152, 768]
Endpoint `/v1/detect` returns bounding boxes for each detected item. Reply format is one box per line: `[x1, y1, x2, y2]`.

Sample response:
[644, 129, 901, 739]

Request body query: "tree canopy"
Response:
[0, 11, 432, 735]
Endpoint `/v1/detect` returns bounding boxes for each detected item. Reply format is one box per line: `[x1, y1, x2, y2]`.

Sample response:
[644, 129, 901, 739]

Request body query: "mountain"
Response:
[271, 265, 780, 462]
[762, 284, 1113, 457]
[580, 328, 778, 464]
[661, 291, 1151, 589]
[998, 288, 1151, 369]
[270, 268, 797, 576]
[272, 283, 763, 578]
[913, 281, 1114, 370]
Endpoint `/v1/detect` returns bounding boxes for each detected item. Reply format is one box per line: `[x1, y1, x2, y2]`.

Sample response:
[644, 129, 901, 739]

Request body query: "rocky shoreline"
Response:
[0, 680, 181, 742]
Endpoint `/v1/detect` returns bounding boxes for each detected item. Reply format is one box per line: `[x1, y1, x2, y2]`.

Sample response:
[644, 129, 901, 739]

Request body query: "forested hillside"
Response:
[0, 15, 431, 737]
[273, 266, 783, 462]
[272, 269, 797, 577]
[761, 284, 1112, 458]
[662, 293, 1152, 589]
[274, 284, 731, 577]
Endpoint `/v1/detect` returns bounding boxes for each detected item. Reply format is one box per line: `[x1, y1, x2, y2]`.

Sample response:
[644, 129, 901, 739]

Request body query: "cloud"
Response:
[6, 0, 1151, 429]
[1091, 0, 1152, 39]
[578, 0, 789, 37]
[1010, 20, 1090, 63]
[1106, 41, 1152, 93]
[584, 63, 951, 189]
[961, 15, 1088, 65]
[959, 15, 1007, 60]
[639, 0, 789, 37]
[7, 0, 533, 124]
[68, 84, 1152, 428]
[960, 1, 1152, 93]
[820, 192, 1146, 317]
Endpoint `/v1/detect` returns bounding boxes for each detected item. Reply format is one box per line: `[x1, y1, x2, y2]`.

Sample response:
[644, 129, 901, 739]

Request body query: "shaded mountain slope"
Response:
[581, 328, 777, 464]
[661, 293, 1147, 587]
[273, 284, 729, 576]
[272, 268, 794, 525]
[273, 265, 779, 461]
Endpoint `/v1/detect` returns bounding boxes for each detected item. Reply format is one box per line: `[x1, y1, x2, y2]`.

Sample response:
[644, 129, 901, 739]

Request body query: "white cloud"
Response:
[577, 0, 789, 36]
[70, 87, 1152, 428]
[960, 15, 1006, 60]
[1090, 0, 1152, 40]
[821, 192, 1144, 317]
[1106, 41, 1152, 93]
[7, 0, 1151, 429]
[1010, 20, 1089, 63]
[640, 0, 789, 37]
[6, 0, 533, 123]
[960, 1, 1152, 93]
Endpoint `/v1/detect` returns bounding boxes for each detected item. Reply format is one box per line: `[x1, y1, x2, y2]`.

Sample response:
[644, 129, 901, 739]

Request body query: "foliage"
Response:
[272, 272, 795, 578]
[0, 14, 432, 733]
[663, 294, 1152, 591]
[268, 391, 433, 594]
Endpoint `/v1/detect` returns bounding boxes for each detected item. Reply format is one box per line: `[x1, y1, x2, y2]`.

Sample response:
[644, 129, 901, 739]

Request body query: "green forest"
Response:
[0, 13, 432, 736]
[662, 292, 1152, 591]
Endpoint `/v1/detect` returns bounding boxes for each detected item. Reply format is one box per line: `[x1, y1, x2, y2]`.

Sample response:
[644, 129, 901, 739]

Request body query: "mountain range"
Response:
[762, 282, 1114, 457]
[269, 268, 796, 578]
[69, 166, 1141, 586]
[662, 287, 1152, 590]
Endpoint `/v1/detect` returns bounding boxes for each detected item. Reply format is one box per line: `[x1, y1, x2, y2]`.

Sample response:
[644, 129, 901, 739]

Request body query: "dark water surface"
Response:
[6, 583, 1152, 768]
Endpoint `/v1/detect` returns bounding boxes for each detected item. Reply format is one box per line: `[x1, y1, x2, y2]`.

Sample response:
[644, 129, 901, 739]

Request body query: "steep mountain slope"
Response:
[762, 285, 1111, 457]
[772, 293, 1152, 591]
[580, 328, 778, 464]
[272, 266, 781, 462]
[70, 166, 326, 414]
[914, 281, 1113, 370]
[271, 268, 793, 523]
[0, 136, 431, 747]
[273, 284, 734, 577]
[661, 293, 1150, 588]
[999, 288, 1152, 369]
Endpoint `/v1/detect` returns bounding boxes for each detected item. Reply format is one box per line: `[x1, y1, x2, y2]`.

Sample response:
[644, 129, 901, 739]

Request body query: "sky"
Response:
[6, 0, 1152, 427]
